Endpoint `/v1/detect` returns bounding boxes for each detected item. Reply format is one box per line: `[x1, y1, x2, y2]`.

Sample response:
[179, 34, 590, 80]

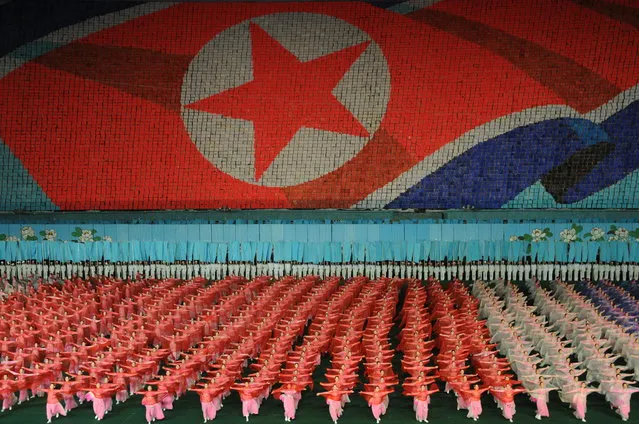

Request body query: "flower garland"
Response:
[0, 226, 112, 243]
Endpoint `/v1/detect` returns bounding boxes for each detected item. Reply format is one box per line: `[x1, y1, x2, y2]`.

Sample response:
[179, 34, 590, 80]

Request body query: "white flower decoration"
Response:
[615, 227, 629, 241]
[79, 230, 94, 243]
[509, 235, 518, 242]
[609, 235, 618, 241]
[560, 228, 577, 243]
[102, 235, 112, 242]
[5, 235, 19, 242]
[20, 226, 35, 240]
[531, 229, 546, 243]
[589, 227, 604, 241]
[44, 229, 57, 241]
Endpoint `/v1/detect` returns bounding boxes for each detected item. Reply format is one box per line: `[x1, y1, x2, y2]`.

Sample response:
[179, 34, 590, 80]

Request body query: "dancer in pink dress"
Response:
[51, 377, 79, 411]
[45, 383, 67, 423]
[562, 383, 600, 422]
[403, 384, 439, 423]
[461, 385, 490, 421]
[489, 384, 526, 422]
[190, 383, 224, 423]
[608, 383, 639, 421]
[0, 374, 17, 411]
[138, 386, 166, 424]
[360, 386, 395, 423]
[80, 381, 119, 421]
[527, 381, 558, 420]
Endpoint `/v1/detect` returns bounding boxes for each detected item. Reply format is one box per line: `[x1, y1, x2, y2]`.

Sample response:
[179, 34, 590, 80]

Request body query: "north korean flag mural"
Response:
[0, 0, 637, 210]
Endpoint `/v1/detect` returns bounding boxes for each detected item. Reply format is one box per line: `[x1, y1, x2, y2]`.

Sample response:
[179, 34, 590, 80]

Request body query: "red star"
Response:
[186, 23, 371, 182]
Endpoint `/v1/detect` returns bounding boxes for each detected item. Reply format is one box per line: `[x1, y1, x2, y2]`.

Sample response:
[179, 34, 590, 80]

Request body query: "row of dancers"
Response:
[398, 281, 438, 422]
[314, 279, 396, 423]
[427, 280, 527, 422]
[524, 279, 638, 420]
[0, 274, 638, 423]
[573, 281, 639, 335]
[2, 259, 639, 284]
[476, 280, 606, 421]
[547, 280, 639, 382]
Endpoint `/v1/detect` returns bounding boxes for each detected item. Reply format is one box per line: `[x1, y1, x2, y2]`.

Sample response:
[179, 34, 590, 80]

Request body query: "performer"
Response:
[232, 381, 265, 422]
[317, 386, 354, 424]
[0, 375, 17, 412]
[561, 383, 599, 422]
[360, 386, 394, 423]
[138, 385, 166, 424]
[607, 383, 639, 422]
[190, 384, 223, 423]
[51, 377, 80, 411]
[81, 381, 119, 421]
[45, 383, 67, 424]
[489, 385, 526, 422]
[403, 384, 439, 423]
[461, 385, 489, 421]
[527, 381, 558, 420]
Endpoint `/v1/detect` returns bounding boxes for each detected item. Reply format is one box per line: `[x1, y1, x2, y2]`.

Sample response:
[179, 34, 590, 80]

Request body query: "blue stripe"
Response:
[561, 101, 639, 203]
[386, 101, 639, 209]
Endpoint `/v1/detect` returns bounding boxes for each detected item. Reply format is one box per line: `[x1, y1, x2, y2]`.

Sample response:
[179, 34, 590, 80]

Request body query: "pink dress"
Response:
[45, 389, 67, 421]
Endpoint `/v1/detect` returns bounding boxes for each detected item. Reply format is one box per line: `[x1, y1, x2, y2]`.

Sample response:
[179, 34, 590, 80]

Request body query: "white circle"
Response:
[181, 12, 390, 187]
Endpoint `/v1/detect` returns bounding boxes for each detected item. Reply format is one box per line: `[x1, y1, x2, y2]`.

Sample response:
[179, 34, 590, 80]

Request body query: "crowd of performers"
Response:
[1, 258, 639, 284]
[0, 273, 637, 424]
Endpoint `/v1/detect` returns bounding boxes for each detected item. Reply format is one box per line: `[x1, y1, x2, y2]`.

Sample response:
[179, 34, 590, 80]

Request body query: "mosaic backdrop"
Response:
[0, 0, 638, 211]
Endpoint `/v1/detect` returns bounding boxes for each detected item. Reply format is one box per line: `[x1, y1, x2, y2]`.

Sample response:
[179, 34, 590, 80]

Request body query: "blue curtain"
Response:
[0, 238, 637, 264]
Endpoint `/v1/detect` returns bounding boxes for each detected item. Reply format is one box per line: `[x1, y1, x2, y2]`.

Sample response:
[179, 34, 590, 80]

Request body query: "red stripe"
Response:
[409, 7, 621, 113]
[431, 0, 639, 90]
[0, 64, 290, 210]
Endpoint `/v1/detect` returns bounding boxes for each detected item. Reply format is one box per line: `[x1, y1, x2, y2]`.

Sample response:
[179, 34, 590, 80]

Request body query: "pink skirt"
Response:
[457, 394, 468, 410]
[468, 400, 482, 418]
[572, 399, 586, 420]
[144, 403, 165, 423]
[502, 401, 515, 420]
[116, 390, 128, 403]
[536, 398, 549, 418]
[281, 394, 296, 420]
[2, 393, 16, 410]
[371, 403, 384, 420]
[46, 402, 67, 420]
[415, 400, 429, 422]
[161, 394, 174, 410]
[201, 401, 216, 420]
[328, 399, 342, 421]
[242, 399, 259, 418]
[63, 395, 78, 410]
[619, 402, 629, 419]
[92, 397, 106, 420]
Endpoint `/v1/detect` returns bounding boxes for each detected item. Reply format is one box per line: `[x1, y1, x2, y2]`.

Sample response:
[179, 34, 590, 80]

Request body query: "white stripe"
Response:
[0, 2, 177, 79]
[355, 84, 639, 209]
